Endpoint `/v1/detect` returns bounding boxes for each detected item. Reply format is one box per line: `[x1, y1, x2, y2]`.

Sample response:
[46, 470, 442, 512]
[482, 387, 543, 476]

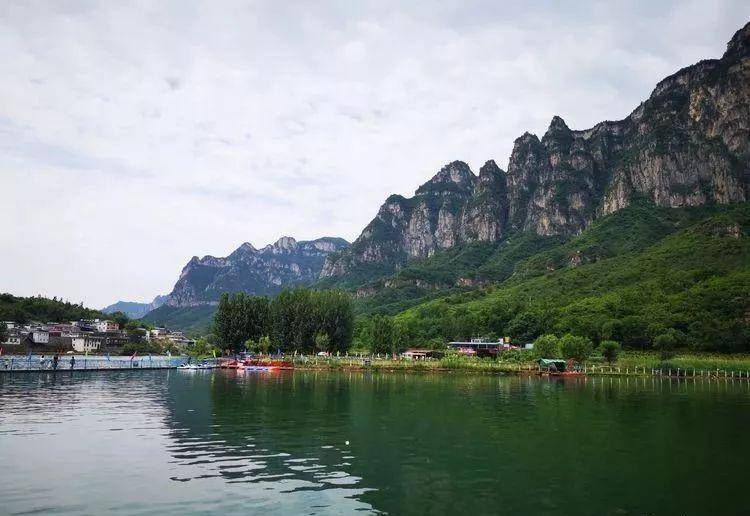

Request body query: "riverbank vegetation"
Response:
[292, 349, 750, 375]
[213, 289, 354, 354]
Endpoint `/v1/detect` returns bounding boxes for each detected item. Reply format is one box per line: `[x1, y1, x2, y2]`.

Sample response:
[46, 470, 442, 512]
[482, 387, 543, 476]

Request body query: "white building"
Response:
[71, 334, 102, 353]
[95, 320, 120, 333]
[32, 330, 50, 344]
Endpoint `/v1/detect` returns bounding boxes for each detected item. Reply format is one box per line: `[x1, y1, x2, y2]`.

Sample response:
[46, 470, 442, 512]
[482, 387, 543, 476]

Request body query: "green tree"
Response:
[653, 329, 685, 360]
[314, 290, 354, 353]
[533, 334, 561, 358]
[270, 289, 317, 353]
[189, 337, 220, 358]
[599, 340, 620, 364]
[370, 315, 394, 354]
[214, 293, 270, 353]
[0, 321, 7, 343]
[314, 332, 330, 353]
[560, 334, 594, 363]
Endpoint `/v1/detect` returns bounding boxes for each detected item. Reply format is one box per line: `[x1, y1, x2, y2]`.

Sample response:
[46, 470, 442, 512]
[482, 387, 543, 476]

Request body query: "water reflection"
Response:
[1, 370, 749, 515]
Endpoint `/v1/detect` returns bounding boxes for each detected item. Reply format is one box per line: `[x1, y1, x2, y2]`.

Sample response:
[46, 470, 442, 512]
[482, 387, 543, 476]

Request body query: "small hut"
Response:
[537, 358, 568, 373]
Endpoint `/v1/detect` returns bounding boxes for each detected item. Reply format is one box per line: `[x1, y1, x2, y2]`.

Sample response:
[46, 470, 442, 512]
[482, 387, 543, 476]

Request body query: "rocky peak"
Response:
[268, 236, 298, 253]
[416, 161, 476, 195]
[476, 160, 506, 192]
[724, 21, 750, 60]
[542, 115, 574, 153]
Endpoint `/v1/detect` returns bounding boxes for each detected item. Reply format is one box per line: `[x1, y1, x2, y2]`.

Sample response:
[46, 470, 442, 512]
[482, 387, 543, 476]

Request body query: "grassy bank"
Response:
[292, 351, 750, 376]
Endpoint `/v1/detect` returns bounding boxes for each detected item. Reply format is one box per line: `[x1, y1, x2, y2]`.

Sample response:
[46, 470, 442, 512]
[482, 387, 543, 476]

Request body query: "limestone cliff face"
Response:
[167, 236, 349, 307]
[322, 22, 750, 279]
[320, 161, 509, 276]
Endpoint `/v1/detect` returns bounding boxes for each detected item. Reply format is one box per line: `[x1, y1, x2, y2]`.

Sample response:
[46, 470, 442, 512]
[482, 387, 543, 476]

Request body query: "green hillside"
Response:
[0, 293, 112, 323]
[390, 202, 750, 352]
[141, 304, 217, 335]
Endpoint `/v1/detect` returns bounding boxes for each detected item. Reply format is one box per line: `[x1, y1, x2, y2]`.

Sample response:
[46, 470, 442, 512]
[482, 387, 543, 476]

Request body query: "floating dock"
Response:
[0, 355, 184, 373]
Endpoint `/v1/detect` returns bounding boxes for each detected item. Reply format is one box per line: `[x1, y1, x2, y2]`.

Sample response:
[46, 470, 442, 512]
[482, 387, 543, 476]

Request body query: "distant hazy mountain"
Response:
[164, 236, 349, 307]
[102, 295, 168, 319]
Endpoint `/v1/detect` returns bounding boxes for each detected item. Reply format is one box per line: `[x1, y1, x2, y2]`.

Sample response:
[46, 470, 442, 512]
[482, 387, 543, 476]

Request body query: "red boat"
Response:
[242, 358, 294, 371]
[218, 358, 243, 369]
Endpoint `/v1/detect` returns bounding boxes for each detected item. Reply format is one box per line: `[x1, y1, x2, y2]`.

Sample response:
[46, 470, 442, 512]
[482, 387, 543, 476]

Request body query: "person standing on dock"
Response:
[70, 356, 76, 370]
[39, 354, 45, 370]
[52, 355, 59, 370]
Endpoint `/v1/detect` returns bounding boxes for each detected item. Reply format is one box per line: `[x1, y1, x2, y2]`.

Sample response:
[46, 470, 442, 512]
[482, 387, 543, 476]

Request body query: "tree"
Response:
[0, 321, 7, 343]
[189, 337, 220, 358]
[599, 340, 620, 364]
[560, 334, 594, 363]
[214, 293, 270, 353]
[270, 289, 317, 353]
[653, 329, 685, 360]
[507, 307, 549, 343]
[370, 315, 394, 354]
[314, 332, 330, 353]
[128, 328, 146, 344]
[314, 290, 354, 353]
[533, 334, 561, 358]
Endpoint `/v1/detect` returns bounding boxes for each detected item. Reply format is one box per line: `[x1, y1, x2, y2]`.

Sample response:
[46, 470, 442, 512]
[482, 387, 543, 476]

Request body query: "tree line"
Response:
[213, 288, 354, 354]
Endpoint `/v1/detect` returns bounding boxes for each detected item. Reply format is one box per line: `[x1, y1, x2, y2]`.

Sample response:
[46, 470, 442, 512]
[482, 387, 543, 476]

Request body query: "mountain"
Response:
[165, 236, 349, 307]
[320, 22, 750, 287]
[140, 236, 348, 333]
[393, 202, 750, 352]
[102, 295, 168, 319]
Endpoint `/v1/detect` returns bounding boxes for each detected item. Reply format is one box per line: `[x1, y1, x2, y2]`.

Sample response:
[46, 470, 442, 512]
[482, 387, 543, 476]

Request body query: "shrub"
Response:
[533, 334, 561, 358]
[560, 334, 594, 363]
[599, 340, 620, 364]
[654, 332, 677, 360]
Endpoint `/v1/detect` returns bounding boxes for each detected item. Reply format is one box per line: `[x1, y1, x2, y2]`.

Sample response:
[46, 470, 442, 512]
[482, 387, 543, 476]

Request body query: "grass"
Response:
[291, 350, 750, 376]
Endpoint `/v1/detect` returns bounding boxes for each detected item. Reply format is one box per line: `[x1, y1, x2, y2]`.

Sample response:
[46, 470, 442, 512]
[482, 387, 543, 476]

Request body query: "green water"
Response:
[1, 370, 748, 515]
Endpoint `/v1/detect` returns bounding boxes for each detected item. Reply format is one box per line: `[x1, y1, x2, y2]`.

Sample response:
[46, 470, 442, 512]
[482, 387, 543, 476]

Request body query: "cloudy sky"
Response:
[1, 1, 748, 308]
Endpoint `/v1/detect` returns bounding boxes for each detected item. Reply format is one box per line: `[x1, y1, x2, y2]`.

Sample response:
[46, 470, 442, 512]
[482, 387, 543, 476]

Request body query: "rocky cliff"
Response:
[167, 236, 349, 307]
[322, 22, 750, 280]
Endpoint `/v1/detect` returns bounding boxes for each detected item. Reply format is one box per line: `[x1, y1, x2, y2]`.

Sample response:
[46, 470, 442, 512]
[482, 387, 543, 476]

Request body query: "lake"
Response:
[1, 370, 748, 515]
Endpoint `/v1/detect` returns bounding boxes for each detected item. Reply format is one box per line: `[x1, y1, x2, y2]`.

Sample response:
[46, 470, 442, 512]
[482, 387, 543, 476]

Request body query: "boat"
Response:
[242, 358, 294, 371]
[179, 362, 217, 371]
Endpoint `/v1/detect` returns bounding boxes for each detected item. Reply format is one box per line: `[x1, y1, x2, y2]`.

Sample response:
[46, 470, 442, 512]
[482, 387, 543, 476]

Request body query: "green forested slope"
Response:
[0, 293, 111, 323]
[391, 203, 750, 352]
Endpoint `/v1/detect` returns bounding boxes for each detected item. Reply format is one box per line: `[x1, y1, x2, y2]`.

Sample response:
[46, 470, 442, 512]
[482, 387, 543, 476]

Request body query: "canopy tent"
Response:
[537, 358, 567, 372]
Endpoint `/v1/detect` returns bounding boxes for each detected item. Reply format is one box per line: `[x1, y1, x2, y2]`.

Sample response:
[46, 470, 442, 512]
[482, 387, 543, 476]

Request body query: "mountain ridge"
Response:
[165, 236, 349, 307]
[320, 21, 750, 285]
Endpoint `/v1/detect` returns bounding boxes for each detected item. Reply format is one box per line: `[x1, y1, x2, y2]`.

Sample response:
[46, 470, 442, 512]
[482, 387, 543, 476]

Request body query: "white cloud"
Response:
[1, 0, 748, 307]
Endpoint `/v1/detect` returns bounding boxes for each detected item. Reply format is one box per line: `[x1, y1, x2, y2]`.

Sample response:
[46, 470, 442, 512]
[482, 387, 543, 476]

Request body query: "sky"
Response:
[1, 0, 748, 308]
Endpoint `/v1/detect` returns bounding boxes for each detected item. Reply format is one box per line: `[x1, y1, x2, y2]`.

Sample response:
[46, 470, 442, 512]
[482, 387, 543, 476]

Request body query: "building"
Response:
[95, 320, 120, 333]
[402, 349, 444, 360]
[448, 338, 517, 357]
[32, 330, 50, 345]
[2, 330, 31, 350]
[71, 334, 102, 354]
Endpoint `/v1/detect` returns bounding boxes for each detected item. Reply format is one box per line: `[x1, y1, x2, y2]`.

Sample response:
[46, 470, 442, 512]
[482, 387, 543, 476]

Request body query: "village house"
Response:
[95, 320, 120, 333]
[448, 338, 517, 357]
